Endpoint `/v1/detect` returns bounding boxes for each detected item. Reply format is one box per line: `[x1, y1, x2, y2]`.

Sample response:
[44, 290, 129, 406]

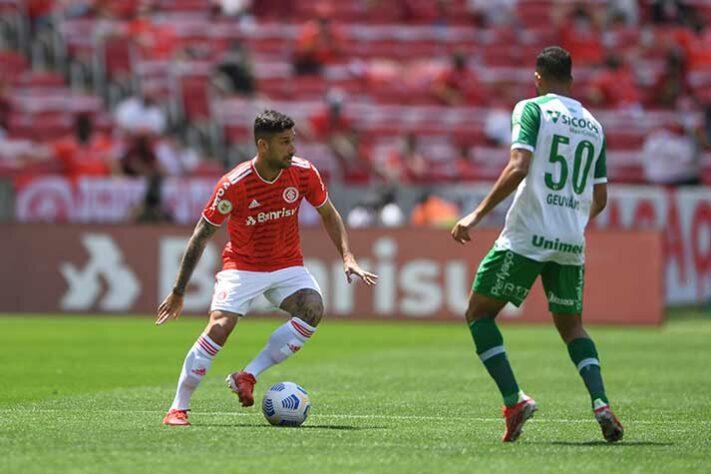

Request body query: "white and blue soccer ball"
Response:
[262, 381, 311, 427]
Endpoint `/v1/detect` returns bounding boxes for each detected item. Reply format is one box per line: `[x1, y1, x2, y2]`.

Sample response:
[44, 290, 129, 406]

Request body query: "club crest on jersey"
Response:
[217, 199, 233, 214]
[283, 187, 299, 203]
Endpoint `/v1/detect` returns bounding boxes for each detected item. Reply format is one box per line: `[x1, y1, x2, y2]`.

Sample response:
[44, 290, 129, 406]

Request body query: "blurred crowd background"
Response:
[2, 0, 711, 227]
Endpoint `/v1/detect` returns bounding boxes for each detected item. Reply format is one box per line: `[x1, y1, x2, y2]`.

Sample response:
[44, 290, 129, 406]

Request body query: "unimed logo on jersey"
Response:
[245, 207, 298, 226]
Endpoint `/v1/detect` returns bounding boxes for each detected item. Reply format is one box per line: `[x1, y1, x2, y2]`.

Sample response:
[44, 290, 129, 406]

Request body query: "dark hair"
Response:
[75, 113, 92, 143]
[536, 46, 572, 82]
[254, 110, 295, 143]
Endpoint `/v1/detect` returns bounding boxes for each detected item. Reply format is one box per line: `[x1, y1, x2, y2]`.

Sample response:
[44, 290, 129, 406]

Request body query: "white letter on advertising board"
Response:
[400, 261, 441, 316]
[445, 261, 470, 315]
[60, 234, 140, 311]
[373, 238, 396, 315]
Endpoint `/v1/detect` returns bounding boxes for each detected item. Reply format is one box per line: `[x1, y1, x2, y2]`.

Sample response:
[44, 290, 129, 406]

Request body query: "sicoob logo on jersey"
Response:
[283, 187, 299, 203]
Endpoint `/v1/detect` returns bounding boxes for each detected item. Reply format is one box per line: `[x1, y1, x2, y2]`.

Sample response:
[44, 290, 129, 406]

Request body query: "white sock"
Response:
[169, 333, 222, 411]
[244, 317, 316, 378]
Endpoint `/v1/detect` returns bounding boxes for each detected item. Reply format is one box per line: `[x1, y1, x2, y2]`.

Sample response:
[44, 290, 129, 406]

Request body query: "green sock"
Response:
[469, 318, 521, 407]
[567, 337, 609, 408]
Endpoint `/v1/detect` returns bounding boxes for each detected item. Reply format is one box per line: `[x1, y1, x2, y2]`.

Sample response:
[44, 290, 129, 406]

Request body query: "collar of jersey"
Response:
[545, 93, 580, 105]
[251, 157, 283, 184]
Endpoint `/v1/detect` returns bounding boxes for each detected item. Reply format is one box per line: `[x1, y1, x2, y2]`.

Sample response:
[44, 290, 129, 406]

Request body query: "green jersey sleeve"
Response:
[593, 138, 608, 184]
[511, 100, 541, 152]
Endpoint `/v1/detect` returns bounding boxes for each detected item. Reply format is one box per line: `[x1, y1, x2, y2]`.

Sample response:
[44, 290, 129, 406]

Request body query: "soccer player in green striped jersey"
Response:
[451, 47, 623, 443]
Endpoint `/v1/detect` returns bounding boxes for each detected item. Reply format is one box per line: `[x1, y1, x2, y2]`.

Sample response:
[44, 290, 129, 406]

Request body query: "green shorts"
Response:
[472, 246, 585, 314]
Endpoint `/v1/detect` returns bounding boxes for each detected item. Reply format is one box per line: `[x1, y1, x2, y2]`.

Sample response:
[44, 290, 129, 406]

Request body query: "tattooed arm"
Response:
[316, 199, 378, 285]
[156, 217, 220, 325]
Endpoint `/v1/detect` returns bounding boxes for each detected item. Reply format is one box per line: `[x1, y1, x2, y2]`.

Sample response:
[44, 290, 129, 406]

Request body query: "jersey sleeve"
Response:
[201, 175, 237, 226]
[511, 100, 541, 152]
[305, 163, 329, 208]
[593, 138, 608, 184]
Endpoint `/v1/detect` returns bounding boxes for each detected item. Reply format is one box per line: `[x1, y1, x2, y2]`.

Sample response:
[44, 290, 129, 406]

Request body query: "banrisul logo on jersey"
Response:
[245, 207, 298, 226]
[546, 110, 599, 134]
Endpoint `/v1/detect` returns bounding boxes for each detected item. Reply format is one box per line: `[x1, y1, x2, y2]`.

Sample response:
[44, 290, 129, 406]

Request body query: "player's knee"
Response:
[465, 301, 494, 324]
[296, 299, 324, 327]
[553, 315, 586, 343]
[465, 292, 505, 324]
[207, 310, 239, 344]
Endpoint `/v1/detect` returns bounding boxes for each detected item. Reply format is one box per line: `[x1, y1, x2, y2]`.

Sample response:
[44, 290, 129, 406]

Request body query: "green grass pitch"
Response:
[2, 314, 710, 473]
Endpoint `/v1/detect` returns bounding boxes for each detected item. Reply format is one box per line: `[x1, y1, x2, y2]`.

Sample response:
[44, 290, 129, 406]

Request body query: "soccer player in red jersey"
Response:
[157, 110, 378, 426]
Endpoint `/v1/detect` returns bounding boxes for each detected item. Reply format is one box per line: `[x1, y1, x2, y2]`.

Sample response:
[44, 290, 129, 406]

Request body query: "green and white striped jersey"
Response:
[496, 93, 607, 265]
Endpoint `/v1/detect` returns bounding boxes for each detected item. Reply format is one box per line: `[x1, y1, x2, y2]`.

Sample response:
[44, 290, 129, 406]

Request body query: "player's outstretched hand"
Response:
[344, 256, 379, 285]
[451, 213, 480, 245]
[156, 292, 184, 325]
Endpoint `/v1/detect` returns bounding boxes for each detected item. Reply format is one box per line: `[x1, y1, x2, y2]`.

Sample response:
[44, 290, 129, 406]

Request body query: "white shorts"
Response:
[210, 266, 322, 316]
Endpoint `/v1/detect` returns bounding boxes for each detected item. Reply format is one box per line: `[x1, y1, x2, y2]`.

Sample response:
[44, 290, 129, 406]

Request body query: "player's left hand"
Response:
[343, 255, 378, 285]
[156, 292, 184, 325]
[451, 213, 481, 245]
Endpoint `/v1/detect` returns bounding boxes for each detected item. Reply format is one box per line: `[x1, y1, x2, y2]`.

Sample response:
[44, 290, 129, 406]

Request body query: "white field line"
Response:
[0, 408, 706, 425]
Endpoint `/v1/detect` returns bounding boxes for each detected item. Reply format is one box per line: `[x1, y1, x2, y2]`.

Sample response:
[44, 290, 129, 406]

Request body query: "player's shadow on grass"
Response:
[197, 422, 383, 431]
[542, 441, 673, 447]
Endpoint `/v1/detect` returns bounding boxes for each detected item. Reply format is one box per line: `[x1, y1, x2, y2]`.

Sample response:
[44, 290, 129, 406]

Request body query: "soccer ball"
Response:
[262, 381, 311, 427]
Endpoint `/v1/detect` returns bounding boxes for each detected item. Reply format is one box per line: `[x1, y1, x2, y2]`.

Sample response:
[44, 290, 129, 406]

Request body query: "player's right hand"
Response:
[156, 292, 184, 325]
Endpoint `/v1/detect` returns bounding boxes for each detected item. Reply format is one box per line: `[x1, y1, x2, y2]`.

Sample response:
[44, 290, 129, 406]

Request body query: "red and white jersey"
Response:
[202, 157, 328, 272]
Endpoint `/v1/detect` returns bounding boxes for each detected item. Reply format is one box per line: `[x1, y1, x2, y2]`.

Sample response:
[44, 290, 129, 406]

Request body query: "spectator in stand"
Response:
[27, 0, 54, 31]
[430, 52, 483, 106]
[0, 79, 10, 137]
[98, 0, 141, 20]
[212, 41, 256, 97]
[127, 3, 178, 60]
[604, 0, 639, 26]
[0, 138, 51, 170]
[588, 54, 643, 110]
[155, 135, 201, 177]
[558, 4, 604, 66]
[377, 188, 405, 227]
[52, 113, 119, 180]
[60, 0, 98, 19]
[305, 90, 372, 182]
[674, 16, 711, 71]
[133, 174, 173, 223]
[642, 124, 700, 185]
[381, 133, 427, 183]
[410, 191, 459, 228]
[650, 0, 692, 25]
[345, 188, 404, 227]
[212, 0, 254, 22]
[484, 108, 511, 146]
[307, 89, 354, 141]
[339, 131, 377, 184]
[467, 0, 518, 27]
[453, 143, 477, 181]
[293, 4, 345, 75]
[347, 195, 378, 229]
[114, 87, 167, 136]
[650, 50, 691, 108]
[120, 133, 160, 177]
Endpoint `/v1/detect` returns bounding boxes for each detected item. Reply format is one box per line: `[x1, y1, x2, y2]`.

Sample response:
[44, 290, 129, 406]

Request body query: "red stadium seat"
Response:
[180, 74, 211, 120]
[102, 34, 134, 79]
